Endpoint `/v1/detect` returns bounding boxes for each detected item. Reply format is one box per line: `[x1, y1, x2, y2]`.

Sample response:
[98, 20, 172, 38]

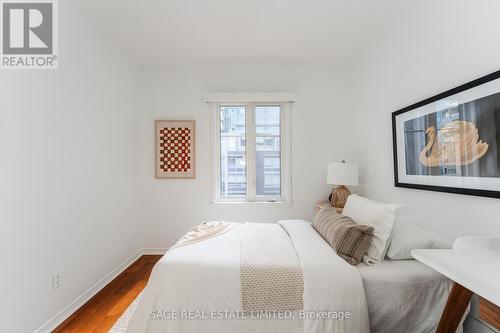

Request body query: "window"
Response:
[211, 100, 291, 203]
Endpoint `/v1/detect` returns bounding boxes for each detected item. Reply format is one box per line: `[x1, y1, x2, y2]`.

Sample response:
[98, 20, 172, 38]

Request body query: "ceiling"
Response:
[75, 0, 405, 67]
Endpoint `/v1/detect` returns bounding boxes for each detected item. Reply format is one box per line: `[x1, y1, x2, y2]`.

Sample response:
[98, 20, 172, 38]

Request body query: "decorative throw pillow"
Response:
[342, 194, 401, 265]
[312, 205, 374, 265]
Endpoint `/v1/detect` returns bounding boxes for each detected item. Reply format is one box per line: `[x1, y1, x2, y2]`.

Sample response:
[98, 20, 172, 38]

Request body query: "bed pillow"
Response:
[312, 205, 374, 265]
[387, 221, 452, 259]
[342, 194, 400, 265]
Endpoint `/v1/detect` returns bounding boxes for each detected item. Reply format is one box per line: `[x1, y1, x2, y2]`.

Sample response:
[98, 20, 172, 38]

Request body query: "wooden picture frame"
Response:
[155, 120, 195, 179]
[392, 70, 500, 198]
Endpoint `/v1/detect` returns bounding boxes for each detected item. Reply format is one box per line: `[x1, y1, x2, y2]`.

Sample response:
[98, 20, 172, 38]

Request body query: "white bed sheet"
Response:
[358, 259, 460, 333]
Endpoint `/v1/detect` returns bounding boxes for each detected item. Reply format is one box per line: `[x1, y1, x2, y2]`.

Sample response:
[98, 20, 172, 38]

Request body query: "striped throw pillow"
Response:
[312, 205, 374, 265]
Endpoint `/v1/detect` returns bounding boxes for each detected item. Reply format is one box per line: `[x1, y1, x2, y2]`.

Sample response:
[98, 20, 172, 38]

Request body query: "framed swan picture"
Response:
[392, 70, 500, 198]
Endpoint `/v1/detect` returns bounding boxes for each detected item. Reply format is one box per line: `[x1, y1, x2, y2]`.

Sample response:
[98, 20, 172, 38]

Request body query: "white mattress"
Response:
[358, 259, 457, 333]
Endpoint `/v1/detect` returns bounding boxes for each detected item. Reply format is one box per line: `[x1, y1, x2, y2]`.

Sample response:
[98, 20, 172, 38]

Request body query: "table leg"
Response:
[436, 282, 473, 333]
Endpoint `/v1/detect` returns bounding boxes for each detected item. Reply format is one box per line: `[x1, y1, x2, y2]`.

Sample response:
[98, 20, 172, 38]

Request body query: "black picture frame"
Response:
[392, 69, 500, 199]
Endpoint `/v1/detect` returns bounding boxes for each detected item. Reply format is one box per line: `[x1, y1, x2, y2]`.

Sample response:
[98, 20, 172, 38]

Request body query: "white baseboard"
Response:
[142, 247, 168, 255]
[34, 251, 142, 333]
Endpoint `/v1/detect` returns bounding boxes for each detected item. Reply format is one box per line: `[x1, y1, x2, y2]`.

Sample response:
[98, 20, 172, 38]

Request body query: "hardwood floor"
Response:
[53, 255, 162, 333]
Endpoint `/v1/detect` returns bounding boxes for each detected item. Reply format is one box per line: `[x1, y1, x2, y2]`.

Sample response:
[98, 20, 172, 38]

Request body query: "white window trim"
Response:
[209, 100, 292, 204]
[205, 93, 296, 103]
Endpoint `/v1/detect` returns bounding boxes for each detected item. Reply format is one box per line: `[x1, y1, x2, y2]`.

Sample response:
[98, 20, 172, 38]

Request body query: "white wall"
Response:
[348, 5, 500, 330]
[137, 64, 353, 248]
[0, 2, 141, 332]
[348, 1, 500, 240]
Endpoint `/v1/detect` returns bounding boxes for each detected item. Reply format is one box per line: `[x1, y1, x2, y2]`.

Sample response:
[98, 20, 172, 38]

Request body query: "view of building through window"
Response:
[220, 106, 246, 198]
[219, 105, 281, 199]
[255, 106, 281, 197]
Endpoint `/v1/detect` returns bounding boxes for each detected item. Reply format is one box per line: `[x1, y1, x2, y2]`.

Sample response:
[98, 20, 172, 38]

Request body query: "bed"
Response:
[121, 219, 459, 333]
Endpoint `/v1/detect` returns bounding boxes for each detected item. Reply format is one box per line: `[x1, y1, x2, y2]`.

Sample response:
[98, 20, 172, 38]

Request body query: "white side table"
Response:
[412, 237, 500, 333]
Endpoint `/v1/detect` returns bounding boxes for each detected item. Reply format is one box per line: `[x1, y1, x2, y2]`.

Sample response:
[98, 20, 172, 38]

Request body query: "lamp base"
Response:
[329, 185, 351, 209]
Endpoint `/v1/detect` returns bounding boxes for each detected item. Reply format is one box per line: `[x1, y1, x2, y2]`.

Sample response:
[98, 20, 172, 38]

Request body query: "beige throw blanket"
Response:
[240, 222, 304, 311]
[171, 221, 240, 249]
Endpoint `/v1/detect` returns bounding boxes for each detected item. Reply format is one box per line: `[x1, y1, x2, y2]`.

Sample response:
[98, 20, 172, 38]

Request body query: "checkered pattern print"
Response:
[159, 127, 192, 173]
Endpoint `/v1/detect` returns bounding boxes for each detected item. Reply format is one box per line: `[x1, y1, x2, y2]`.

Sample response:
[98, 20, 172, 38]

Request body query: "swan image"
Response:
[419, 120, 489, 167]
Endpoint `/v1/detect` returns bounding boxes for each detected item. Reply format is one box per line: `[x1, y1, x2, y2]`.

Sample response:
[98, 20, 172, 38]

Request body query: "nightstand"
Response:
[412, 237, 500, 333]
[314, 201, 343, 214]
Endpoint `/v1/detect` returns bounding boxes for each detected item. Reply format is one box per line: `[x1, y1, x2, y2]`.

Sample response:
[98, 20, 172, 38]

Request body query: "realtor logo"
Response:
[1, 0, 58, 69]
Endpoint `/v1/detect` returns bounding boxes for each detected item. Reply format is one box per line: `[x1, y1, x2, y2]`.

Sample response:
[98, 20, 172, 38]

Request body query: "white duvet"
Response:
[126, 220, 370, 333]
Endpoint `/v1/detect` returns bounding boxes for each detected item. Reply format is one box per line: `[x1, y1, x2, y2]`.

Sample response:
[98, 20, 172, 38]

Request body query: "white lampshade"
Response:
[326, 162, 359, 186]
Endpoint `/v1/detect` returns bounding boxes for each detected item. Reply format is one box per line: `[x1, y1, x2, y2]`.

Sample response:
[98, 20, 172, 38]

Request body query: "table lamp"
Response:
[327, 161, 359, 209]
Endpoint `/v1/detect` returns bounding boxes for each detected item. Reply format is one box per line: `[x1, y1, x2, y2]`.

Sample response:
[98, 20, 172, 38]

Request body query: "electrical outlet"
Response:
[52, 271, 62, 290]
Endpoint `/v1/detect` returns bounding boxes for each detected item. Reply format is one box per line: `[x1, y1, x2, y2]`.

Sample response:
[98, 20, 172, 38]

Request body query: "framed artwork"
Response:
[155, 120, 195, 179]
[392, 70, 500, 198]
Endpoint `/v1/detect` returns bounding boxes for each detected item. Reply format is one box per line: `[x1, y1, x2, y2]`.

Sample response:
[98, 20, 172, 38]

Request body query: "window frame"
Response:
[210, 101, 292, 203]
